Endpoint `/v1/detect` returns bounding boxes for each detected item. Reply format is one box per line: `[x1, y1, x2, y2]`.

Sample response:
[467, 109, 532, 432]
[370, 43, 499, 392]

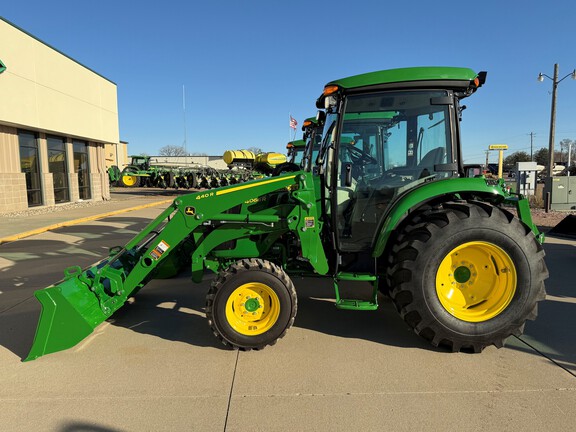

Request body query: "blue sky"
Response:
[3, 1, 576, 163]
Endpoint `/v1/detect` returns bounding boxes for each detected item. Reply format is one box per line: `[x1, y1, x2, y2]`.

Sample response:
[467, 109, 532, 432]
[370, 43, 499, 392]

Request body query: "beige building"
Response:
[150, 155, 228, 170]
[105, 140, 129, 170]
[0, 17, 120, 213]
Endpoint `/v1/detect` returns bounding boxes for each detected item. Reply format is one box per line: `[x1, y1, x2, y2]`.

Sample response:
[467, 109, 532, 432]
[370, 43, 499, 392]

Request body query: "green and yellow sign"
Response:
[488, 144, 508, 150]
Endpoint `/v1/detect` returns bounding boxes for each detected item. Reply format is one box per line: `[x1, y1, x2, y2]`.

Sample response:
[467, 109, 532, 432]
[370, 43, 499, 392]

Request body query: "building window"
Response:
[18, 130, 43, 207]
[47, 135, 70, 203]
[73, 140, 91, 200]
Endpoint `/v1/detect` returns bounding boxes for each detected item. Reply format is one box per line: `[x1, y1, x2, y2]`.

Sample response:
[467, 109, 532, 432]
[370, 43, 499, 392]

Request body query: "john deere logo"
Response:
[0, 59, 6, 74]
[185, 206, 196, 216]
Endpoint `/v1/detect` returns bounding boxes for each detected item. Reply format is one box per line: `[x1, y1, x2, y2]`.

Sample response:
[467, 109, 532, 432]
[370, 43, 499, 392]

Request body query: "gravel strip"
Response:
[0, 199, 113, 218]
[506, 207, 576, 229]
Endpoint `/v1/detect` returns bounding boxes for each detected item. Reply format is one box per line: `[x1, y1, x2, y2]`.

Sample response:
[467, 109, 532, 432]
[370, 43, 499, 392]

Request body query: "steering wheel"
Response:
[272, 162, 301, 176]
[345, 144, 377, 165]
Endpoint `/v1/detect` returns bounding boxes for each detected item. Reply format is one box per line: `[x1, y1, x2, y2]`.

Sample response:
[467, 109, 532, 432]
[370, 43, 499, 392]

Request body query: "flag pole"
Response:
[183, 85, 188, 165]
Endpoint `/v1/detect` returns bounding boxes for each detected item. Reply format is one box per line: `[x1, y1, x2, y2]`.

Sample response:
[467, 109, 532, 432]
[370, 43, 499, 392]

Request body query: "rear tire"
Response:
[388, 201, 547, 352]
[163, 172, 174, 189]
[188, 172, 198, 189]
[119, 167, 140, 187]
[206, 259, 297, 350]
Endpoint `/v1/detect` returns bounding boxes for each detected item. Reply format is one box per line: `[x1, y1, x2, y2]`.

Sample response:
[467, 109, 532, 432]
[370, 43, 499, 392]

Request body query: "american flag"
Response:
[289, 115, 298, 129]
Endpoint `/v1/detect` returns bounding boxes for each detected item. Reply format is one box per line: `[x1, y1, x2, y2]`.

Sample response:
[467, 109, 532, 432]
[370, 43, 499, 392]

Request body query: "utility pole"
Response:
[569, 142, 573, 177]
[485, 150, 489, 170]
[547, 64, 559, 179]
[538, 64, 576, 211]
[529, 132, 535, 161]
[183, 85, 188, 165]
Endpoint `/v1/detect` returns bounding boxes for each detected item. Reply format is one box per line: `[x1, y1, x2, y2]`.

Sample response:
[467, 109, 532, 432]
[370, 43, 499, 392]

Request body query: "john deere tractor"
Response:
[286, 139, 306, 165]
[118, 155, 175, 188]
[27, 67, 547, 360]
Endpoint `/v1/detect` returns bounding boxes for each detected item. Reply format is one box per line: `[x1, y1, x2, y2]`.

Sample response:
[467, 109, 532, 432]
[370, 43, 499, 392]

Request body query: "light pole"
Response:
[538, 63, 576, 211]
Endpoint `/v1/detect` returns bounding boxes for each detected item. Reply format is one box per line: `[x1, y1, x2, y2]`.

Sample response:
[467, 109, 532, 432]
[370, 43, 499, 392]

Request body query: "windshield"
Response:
[333, 90, 454, 252]
[289, 147, 305, 165]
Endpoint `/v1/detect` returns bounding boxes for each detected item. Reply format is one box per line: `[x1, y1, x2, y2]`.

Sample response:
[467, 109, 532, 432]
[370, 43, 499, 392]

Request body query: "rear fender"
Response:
[372, 177, 510, 257]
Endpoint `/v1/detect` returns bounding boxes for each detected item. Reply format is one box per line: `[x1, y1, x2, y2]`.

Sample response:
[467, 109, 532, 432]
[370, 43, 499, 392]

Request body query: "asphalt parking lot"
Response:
[1, 197, 575, 431]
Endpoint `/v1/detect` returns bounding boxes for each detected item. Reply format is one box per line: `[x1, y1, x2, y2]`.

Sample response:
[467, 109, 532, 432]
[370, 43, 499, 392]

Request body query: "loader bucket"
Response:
[25, 274, 107, 361]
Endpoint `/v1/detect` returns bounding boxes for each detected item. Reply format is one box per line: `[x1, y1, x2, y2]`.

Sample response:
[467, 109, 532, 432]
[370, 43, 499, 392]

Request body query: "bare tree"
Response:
[247, 146, 263, 155]
[559, 139, 575, 164]
[159, 145, 187, 156]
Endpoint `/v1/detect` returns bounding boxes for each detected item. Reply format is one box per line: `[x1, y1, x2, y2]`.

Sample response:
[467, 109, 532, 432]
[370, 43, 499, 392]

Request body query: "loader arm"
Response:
[26, 172, 327, 361]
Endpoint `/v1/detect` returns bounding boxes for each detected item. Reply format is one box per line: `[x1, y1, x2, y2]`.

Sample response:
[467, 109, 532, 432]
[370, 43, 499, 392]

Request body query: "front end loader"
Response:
[27, 66, 547, 360]
[27, 173, 327, 360]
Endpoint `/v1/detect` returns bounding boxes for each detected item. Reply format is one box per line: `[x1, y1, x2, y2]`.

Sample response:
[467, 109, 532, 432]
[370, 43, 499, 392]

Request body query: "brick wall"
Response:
[0, 173, 27, 212]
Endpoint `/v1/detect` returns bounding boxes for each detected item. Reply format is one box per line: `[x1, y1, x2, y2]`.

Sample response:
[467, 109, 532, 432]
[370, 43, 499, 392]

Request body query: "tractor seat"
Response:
[417, 147, 445, 178]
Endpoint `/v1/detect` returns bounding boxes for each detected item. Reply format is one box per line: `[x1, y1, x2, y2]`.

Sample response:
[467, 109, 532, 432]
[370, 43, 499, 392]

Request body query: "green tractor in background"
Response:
[276, 116, 324, 175]
[117, 155, 174, 188]
[286, 139, 306, 164]
[27, 67, 547, 360]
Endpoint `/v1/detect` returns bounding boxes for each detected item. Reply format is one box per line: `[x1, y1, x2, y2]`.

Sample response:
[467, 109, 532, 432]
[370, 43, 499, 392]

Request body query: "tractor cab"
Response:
[315, 67, 486, 257]
[286, 139, 306, 165]
[129, 155, 151, 170]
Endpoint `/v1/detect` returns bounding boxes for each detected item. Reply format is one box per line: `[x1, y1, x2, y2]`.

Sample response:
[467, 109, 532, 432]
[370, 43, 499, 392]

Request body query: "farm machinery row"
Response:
[108, 150, 290, 190]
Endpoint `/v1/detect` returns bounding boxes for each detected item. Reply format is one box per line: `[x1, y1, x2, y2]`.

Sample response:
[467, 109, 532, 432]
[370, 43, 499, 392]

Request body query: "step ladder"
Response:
[333, 272, 379, 311]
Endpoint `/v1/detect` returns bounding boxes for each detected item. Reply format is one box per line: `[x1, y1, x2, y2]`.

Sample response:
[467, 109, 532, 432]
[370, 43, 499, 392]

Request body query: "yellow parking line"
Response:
[0, 199, 173, 245]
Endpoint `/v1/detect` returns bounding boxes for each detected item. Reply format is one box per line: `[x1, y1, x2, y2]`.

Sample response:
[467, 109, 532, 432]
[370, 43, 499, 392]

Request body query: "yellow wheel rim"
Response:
[436, 241, 517, 322]
[122, 174, 138, 186]
[225, 282, 281, 336]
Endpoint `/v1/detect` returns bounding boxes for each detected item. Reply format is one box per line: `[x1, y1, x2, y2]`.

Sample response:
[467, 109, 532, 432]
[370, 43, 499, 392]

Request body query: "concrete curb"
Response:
[0, 199, 173, 245]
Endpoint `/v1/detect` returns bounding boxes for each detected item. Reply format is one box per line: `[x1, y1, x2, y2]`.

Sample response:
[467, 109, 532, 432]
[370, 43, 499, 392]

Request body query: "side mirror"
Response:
[463, 164, 482, 178]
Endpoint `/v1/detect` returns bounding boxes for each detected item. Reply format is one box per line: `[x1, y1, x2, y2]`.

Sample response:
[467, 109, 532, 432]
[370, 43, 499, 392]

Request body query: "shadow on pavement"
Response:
[59, 421, 125, 432]
[292, 278, 435, 350]
[108, 272, 437, 353]
[0, 298, 41, 359]
[513, 239, 576, 375]
[0, 217, 155, 309]
[110, 187, 197, 199]
[2, 212, 574, 367]
[0, 216, 164, 359]
[108, 271, 222, 349]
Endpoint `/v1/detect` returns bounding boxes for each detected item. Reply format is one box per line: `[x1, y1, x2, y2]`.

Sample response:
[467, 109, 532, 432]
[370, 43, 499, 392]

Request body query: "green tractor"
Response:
[286, 139, 306, 165]
[26, 67, 547, 360]
[276, 116, 324, 175]
[119, 155, 174, 188]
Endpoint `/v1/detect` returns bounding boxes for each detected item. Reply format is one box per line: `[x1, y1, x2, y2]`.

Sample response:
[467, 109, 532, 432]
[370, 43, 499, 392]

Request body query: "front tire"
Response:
[206, 259, 297, 350]
[388, 201, 547, 352]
